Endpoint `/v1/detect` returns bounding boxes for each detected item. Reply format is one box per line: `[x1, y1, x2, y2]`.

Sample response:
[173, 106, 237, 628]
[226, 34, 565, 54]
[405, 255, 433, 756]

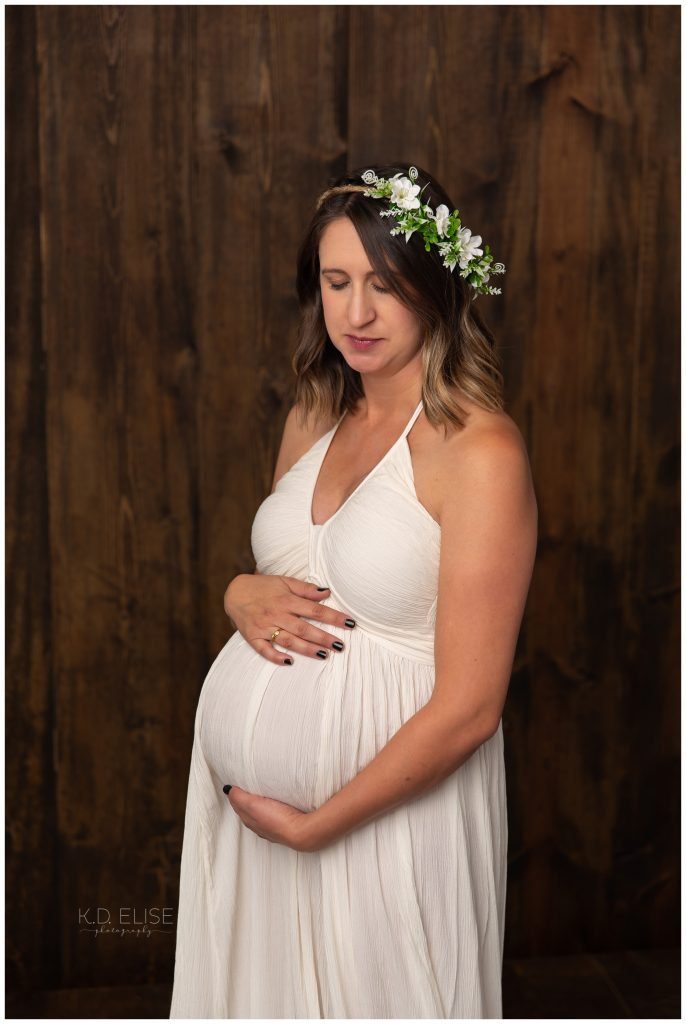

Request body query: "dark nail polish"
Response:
[283, 657, 293, 665]
[316, 649, 328, 658]
[344, 618, 356, 628]
[316, 586, 329, 591]
[332, 641, 344, 651]
[222, 784, 232, 794]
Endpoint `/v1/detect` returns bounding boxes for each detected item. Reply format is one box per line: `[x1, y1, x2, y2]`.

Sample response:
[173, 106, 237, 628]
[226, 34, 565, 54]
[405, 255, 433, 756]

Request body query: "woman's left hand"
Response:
[225, 786, 321, 852]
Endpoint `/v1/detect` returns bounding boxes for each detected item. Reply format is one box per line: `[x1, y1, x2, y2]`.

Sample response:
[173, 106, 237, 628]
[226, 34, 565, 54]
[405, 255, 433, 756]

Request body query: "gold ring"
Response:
[270, 628, 281, 642]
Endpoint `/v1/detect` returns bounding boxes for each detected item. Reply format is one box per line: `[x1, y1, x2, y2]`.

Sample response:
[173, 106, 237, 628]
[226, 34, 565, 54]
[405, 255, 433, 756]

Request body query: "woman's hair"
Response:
[291, 162, 505, 433]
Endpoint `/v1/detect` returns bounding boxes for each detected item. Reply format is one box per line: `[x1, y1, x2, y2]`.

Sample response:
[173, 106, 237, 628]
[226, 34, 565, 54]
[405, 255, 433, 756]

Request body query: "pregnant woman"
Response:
[170, 164, 538, 1018]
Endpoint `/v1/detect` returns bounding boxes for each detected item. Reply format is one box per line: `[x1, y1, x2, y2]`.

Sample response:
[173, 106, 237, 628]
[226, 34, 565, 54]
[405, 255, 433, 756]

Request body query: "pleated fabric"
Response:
[169, 399, 508, 1019]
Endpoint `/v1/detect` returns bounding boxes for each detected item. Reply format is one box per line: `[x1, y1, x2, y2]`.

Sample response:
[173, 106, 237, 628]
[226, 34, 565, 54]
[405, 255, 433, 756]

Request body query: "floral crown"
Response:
[360, 167, 505, 296]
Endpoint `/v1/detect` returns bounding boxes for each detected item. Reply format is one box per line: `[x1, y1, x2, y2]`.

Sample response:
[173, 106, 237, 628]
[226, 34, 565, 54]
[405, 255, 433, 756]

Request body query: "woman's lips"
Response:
[346, 335, 383, 349]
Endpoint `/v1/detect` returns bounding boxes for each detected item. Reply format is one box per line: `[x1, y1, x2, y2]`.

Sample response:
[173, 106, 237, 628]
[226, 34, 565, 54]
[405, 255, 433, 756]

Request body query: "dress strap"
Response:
[401, 399, 424, 438]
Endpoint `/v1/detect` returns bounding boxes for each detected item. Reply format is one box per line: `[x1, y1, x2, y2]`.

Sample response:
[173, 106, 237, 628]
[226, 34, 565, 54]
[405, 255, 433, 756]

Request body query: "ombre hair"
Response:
[291, 162, 505, 434]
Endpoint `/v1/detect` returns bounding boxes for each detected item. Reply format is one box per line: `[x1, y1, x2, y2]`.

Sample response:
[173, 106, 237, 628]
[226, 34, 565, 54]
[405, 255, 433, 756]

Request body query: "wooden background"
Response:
[6, 5, 679, 997]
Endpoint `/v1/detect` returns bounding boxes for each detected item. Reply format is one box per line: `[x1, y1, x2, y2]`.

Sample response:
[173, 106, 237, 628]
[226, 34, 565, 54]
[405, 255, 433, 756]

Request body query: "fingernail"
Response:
[332, 641, 344, 651]
[283, 657, 293, 665]
[344, 618, 356, 628]
[316, 586, 329, 591]
[223, 784, 232, 794]
[316, 649, 328, 658]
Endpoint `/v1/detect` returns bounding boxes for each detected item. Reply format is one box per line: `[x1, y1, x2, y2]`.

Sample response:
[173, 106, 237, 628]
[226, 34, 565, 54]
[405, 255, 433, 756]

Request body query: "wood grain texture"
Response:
[5, 4, 679, 994]
[5, 5, 60, 993]
[34, 6, 200, 988]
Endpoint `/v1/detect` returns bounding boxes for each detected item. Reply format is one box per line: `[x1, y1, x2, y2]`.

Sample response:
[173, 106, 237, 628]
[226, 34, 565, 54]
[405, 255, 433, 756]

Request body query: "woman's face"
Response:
[318, 216, 423, 373]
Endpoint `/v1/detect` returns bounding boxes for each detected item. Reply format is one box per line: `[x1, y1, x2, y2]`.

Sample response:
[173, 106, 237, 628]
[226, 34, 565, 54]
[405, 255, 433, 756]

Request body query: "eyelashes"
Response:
[327, 282, 389, 294]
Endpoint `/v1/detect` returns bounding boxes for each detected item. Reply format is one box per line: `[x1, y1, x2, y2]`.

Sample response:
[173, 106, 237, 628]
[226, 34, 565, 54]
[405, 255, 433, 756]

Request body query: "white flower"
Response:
[389, 176, 421, 211]
[456, 226, 483, 269]
[434, 204, 451, 237]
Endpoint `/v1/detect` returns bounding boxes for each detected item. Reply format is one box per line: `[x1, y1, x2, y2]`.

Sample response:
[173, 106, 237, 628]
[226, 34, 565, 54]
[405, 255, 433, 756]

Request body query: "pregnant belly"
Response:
[197, 628, 337, 812]
[196, 626, 436, 813]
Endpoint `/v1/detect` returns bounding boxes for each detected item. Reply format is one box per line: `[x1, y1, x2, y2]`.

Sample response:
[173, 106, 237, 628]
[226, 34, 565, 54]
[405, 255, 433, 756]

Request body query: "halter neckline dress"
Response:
[170, 398, 508, 1019]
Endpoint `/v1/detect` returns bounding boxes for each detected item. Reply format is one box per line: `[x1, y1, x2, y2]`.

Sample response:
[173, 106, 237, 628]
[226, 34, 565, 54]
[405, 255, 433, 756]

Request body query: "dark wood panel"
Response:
[35, 6, 201, 987]
[5, 6, 60, 992]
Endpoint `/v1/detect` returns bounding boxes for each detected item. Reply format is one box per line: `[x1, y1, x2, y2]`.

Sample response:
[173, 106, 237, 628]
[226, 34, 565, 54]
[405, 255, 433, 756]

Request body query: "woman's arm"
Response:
[303, 425, 538, 852]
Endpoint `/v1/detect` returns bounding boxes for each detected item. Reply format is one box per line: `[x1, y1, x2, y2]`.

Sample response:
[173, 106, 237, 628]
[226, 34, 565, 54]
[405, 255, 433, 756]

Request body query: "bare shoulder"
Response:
[448, 405, 532, 483]
[417, 395, 537, 527]
[270, 402, 338, 493]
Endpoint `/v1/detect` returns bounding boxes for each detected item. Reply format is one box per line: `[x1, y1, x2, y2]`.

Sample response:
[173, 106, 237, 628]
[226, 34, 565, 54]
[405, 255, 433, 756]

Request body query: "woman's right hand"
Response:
[223, 573, 356, 665]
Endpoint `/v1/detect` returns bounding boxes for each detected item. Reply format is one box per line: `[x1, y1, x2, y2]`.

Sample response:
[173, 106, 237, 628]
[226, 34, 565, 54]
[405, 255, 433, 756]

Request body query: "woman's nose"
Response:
[347, 288, 376, 324]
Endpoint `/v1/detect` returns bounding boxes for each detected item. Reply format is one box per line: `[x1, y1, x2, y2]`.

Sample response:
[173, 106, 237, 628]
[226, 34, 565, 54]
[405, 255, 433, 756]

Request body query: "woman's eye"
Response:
[328, 282, 388, 294]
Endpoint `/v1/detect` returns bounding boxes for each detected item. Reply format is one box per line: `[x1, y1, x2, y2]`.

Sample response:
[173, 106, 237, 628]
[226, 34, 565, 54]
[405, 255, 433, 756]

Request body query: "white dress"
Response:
[169, 398, 508, 1019]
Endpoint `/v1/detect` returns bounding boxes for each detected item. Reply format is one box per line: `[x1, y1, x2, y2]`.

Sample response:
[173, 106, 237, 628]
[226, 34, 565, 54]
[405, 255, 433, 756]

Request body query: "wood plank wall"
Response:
[6, 5, 679, 994]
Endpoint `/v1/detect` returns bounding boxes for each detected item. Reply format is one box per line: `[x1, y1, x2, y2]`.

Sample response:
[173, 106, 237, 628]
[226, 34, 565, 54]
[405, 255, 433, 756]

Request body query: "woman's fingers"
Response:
[254, 593, 357, 661]
[226, 572, 357, 664]
[250, 618, 342, 663]
[250, 619, 340, 661]
[278, 593, 356, 633]
[273, 611, 350, 657]
[251, 637, 294, 666]
[279, 576, 333, 600]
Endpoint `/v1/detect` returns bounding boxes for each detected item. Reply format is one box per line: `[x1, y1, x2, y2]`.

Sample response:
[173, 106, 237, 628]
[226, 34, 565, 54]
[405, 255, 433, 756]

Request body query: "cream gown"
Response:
[169, 398, 508, 1019]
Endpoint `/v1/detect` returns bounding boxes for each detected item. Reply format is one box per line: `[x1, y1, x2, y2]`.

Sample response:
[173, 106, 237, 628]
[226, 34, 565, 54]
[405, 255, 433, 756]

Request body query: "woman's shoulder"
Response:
[414, 391, 535, 524]
[418, 389, 527, 458]
[450, 396, 526, 454]
[269, 401, 338, 493]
